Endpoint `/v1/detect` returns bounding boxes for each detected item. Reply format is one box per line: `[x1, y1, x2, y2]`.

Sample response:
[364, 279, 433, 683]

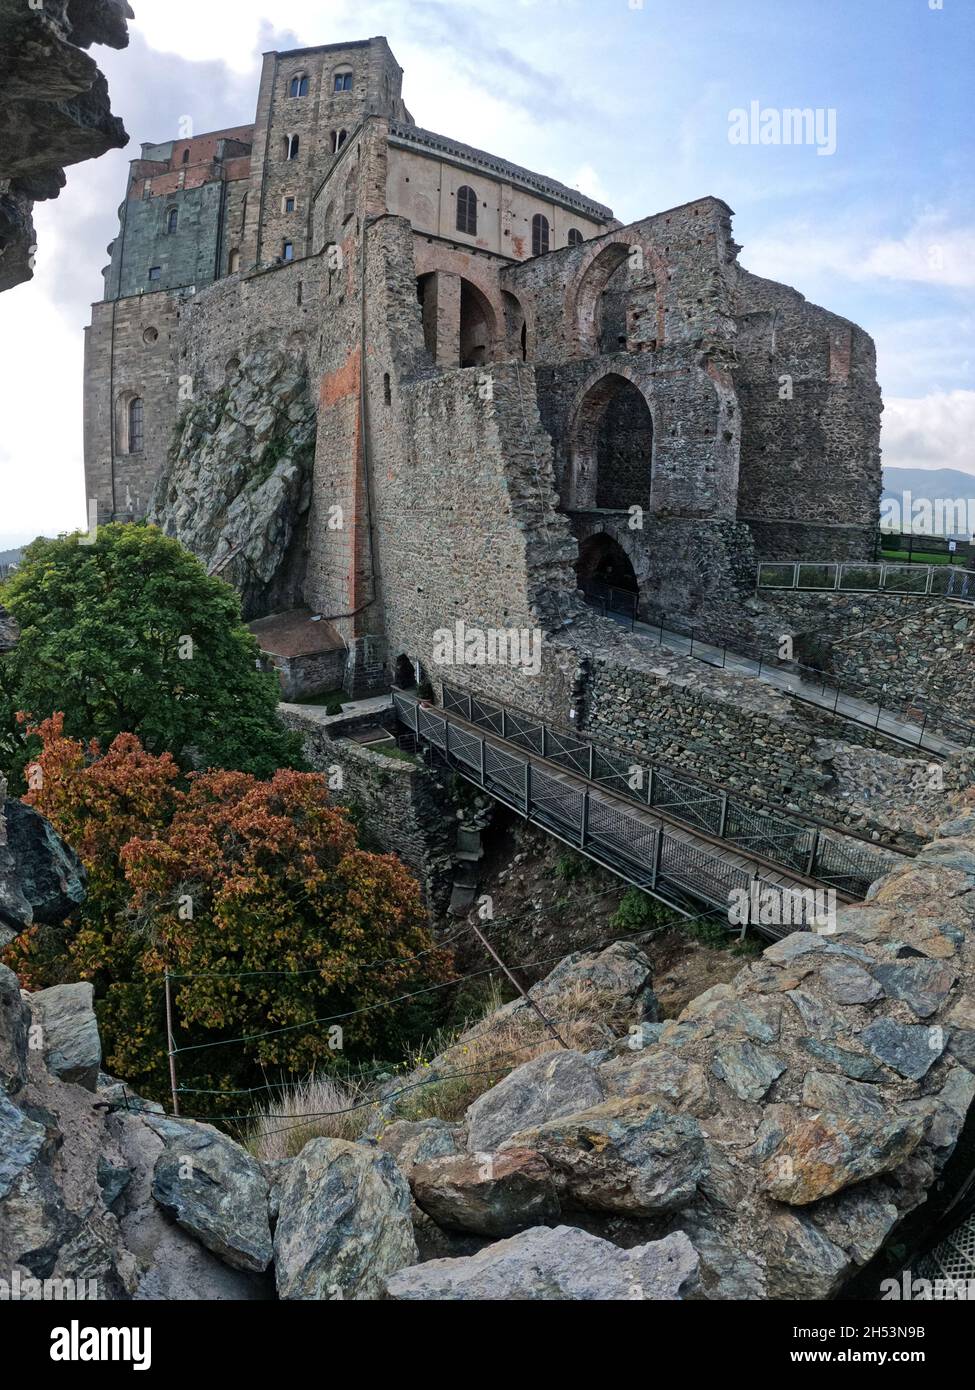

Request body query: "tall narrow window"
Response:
[282, 240, 294, 262]
[285, 134, 300, 160]
[567, 227, 584, 248]
[532, 214, 550, 256]
[456, 185, 477, 236]
[228, 248, 241, 273]
[290, 74, 309, 97]
[181, 149, 189, 165]
[166, 208, 179, 234]
[334, 69, 353, 92]
[128, 397, 144, 454]
[331, 129, 348, 153]
[284, 196, 296, 213]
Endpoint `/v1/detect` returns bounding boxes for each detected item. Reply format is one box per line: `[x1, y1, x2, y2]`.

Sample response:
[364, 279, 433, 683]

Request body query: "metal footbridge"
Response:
[393, 683, 898, 932]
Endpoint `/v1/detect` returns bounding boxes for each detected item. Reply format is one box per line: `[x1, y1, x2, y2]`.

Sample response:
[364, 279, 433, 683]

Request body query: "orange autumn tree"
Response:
[5, 718, 453, 1110]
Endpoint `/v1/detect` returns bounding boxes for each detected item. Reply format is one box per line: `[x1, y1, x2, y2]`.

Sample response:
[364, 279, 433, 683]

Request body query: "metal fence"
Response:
[395, 690, 766, 916]
[583, 581, 975, 750]
[404, 683, 886, 901]
[758, 559, 975, 603]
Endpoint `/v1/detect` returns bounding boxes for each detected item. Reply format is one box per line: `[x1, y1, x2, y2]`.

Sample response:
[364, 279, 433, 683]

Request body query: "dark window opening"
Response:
[285, 196, 296, 213]
[166, 208, 178, 234]
[285, 134, 300, 160]
[181, 149, 189, 165]
[456, 185, 477, 236]
[290, 75, 310, 97]
[334, 71, 353, 92]
[282, 241, 294, 262]
[383, 373, 392, 406]
[532, 214, 550, 257]
[576, 533, 638, 599]
[568, 228, 584, 248]
[148, 266, 161, 281]
[128, 397, 144, 454]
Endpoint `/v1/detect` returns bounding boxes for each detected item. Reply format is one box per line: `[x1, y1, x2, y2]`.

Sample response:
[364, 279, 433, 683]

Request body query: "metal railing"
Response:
[582, 582, 975, 750]
[757, 559, 975, 603]
[400, 683, 890, 901]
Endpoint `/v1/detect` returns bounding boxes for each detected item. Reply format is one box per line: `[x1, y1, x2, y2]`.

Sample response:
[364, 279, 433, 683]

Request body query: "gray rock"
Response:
[818, 958, 884, 1006]
[711, 1041, 786, 1103]
[871, 960, 958, 1018]
[528, 940, 658, 1020]
[801, 1070, 886, 1115]
[386, 1224, 700, 1301]
[28, 982, 101, 1089]
[799, 1036, 885, 1080]
[3, 801, 85, 926]
[273, 1138, 417, 1300]
[96, 1156, 132, 1211]
[150, 1119, 272, 1273]
[600, 1048, 711, 1113]
[947, 1028, 975, 1069]
[508, 1097, 708, 1216]
[0, 962, 29, 1094]
[0, 1091, 46, 1199]
[860, 1017, 946, 1080]
[411, 1148, 559, 1237]
[466, 1050, 605, 1152]
[375, 1118, 458, 1174]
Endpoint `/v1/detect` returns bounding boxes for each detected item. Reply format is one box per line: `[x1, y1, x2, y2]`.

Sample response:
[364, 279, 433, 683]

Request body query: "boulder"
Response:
[465, 1050, 604, 1152]
[508, 1097, 708, 1216]
[273, 1138, 417, 1300]
[374, 1117, 458, 1175]
[759, 1109, 924, 1204]
[859, 1017, 946, 1080]
[710, 1041, 786, 1103]
[0, 962, 29, 1094]
[599, 1047, 711, 1114]
[149, 1116, 272, 1273]
[28, 981, 101, 1089]
[526, 941, 658, 1020]
[411, 1148, 559, 1237]
[870, 960, 958, 1019]
[3, 801, 85, 925]
[386, 1224, 700, 1301]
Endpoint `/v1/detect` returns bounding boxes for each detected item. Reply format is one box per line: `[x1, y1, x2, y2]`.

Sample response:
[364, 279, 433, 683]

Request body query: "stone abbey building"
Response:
[83, 35, 882, 696]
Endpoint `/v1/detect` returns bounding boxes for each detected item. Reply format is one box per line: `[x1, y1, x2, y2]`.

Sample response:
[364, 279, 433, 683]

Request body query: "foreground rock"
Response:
[150, 1116, 273, 1272]
[27, 982, 101, 1089]
[0, 0, 131, 293]
[411, 1149, 559, 1237]
[465, 1050, 605, 1152]
[273, 1139, 417, 1300]
[386, 1225, 700, 1301]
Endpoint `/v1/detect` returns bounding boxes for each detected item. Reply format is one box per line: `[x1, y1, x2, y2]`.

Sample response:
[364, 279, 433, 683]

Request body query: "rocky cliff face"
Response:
[0, 0, 131, 293]
[147, 348, 317, 620]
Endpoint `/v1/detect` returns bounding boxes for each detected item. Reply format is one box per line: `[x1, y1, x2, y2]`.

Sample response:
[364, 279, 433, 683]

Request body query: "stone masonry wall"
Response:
[280, 705, 455, 905]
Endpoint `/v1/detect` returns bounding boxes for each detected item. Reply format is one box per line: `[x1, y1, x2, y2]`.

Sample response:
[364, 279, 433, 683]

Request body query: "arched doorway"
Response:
[460, 279, 496, 368]
[574, 241, 657, 357]
[568, 372, 654, 511]
[576, 533, 638, 599]
[503, 290, 528, 361]
[394, 654, 416, 689]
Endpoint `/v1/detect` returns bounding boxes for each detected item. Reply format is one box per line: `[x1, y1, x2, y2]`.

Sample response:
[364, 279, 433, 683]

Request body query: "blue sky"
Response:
[1, 0, 972, 546]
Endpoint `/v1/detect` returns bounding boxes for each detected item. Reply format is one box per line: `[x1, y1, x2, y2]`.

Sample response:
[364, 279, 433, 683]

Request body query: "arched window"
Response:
[128, 397, 144, 454]
[532, 214, 550, 257]
[166, 208, 178, 234]
[456, 185, 477, 236]
[331, 129, 348, 154]
[290, 74, 309, 98]
[228, 248, 241, 274]
[282, 240, 294, 262]
[568, 228, 584, 248]
[284, 134, 299, 160]
[333, 68, 353, 92]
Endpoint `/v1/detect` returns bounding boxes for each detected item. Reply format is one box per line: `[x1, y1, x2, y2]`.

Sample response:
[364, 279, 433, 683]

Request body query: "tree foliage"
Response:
[0, 524, 302, 789]
[4, 720, 453, 1112]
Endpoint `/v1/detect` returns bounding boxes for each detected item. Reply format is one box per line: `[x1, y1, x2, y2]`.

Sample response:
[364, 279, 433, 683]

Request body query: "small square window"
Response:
[148, 266, 161, 281]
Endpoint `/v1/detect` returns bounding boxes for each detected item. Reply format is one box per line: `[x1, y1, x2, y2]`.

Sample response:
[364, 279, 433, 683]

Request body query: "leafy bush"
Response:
[3, 718, 453, 1113]
[0, 524, 302, 790]
[610, 887, 668, 933]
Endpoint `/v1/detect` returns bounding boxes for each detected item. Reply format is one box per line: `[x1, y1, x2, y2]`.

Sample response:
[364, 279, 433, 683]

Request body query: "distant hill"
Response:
[0, 548, 23, 569]
[882, 467, 975, 538]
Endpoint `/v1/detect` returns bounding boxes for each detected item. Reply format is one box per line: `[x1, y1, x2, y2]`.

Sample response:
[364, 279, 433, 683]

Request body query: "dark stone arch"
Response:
[568, 372, 654, 512]
[576, 532, 638, 596]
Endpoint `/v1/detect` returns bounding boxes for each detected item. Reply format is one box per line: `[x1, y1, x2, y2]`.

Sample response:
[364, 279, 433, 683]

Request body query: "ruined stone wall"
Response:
[758, 592, 975, 719]
[731, 267, 882, 560]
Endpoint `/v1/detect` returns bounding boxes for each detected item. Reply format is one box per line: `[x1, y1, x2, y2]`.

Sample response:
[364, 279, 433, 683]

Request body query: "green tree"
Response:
[0, 524, 302, 785]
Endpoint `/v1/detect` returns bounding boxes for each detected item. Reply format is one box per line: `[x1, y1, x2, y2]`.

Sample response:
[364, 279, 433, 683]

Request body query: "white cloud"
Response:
[743, 212, 975, 290]
[881, 390, 975, 475]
